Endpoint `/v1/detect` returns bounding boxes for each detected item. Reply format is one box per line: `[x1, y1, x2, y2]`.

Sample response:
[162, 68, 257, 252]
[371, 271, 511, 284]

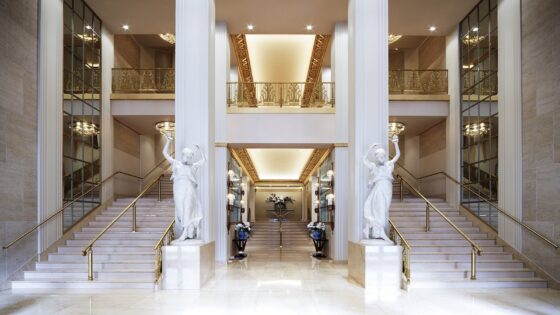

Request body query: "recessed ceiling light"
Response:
[429, 26, 437, 32]
[247, 24, 254, 31]
[305, 24, 313, 31]
[85, 25, 92, 30]
[122, 24, 130, 31]
[394, 48, 399, 51]
[472, 27, 479, 32]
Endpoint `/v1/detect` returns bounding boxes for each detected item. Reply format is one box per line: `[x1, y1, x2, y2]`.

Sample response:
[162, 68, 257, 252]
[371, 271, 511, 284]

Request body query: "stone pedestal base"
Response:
[348, 240, 402, 290]
[162, 240, 215, 289]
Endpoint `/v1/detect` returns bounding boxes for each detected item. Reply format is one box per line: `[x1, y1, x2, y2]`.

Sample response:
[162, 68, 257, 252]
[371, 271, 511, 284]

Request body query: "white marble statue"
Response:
[362, 135, 400, 240]
[163, 133, 206, 241]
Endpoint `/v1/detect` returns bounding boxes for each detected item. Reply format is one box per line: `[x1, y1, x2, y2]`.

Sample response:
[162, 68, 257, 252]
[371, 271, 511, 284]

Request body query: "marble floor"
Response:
[0, 247, 559, 315]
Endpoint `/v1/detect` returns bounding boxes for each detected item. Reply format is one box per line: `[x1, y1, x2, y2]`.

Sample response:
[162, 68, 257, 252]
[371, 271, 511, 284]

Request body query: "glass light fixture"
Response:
[326, 170, 334, 181]
[155, 121, 175, 138]
[326, 193, 335, 206]
[462, 34, 486, 45]
[388, 122, 406, 137]
[159, 33, 176, 45]
[388, 34, 402, 45]
[71, 121, 99, 136]
[227, 193, 235, 205]
[463, 122, 490, 137]
[76, 34, 98, 42]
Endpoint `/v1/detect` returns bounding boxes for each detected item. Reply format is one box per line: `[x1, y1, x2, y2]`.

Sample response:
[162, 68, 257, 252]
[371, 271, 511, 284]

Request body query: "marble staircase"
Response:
[390, 198, 547, 289]
[12, 198, 175, 290]
[245, 221, 313, 251]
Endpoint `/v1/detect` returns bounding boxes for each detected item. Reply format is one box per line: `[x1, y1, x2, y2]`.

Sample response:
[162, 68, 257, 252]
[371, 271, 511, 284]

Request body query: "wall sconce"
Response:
[313, 182, 319, 196]
[240, 182, 246, 196]
[314, 200, 320, 213]
[326, 170, 334, 181]
[227, 193, 235, 212]
[240, 200, 245, 213]
[326, 193, 335, 211]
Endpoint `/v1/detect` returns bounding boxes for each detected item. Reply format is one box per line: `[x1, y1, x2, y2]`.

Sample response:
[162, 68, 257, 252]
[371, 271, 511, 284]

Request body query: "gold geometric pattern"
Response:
[230, 148, 260, 182]
[230, 34, 258, 107]
[301, 34, 331, 107]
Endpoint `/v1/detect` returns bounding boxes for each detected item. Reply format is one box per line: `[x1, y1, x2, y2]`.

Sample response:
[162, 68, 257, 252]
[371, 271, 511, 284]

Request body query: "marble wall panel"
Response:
[0, 0, 38, 288]
[521, 0, 560, 280]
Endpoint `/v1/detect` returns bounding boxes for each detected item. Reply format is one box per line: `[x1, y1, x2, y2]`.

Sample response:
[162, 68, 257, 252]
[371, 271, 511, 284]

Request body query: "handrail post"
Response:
[158, 179, 162, 202]
[425, 203, 430, 232]
[87, 248, 93, 281]
[132, 203, 137, 232]
[399, 178, 404, 201]
[471, 246, 477, 280]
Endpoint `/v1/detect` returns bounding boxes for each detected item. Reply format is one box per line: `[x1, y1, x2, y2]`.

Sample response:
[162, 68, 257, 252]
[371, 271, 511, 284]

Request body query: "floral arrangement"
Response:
[234, 222, 251, 240]
[307, 222, 326, 240]
[265, 193, 295, 208]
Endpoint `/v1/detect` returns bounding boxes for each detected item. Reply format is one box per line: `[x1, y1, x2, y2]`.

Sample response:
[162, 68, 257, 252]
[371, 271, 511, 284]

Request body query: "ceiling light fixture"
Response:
[462, 34, 486, 45]
[159, 33, 176, 45]
[429, 26, 437, 32]
[75, 34, 98, 42]
[464, 122, 489, 137]
[388, 34, 402, 44]
[71, 121, 99, 137]
[246, 24, 254, 31]
[305, 24, 313, 31]
[388, 122, 406, 137]
[122, 24, 130, 31]
[472, 27, 479, 32]
[85, 25, 92, 30]
[155, 121, 175, 138]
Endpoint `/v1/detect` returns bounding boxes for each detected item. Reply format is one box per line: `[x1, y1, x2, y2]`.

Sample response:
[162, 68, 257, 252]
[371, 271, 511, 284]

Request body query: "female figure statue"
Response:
[163, 133, 206, 241]
[363, 135, 400, 240]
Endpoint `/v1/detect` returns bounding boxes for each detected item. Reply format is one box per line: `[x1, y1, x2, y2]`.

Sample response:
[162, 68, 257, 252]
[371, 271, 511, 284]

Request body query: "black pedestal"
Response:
[232, 239, 248, 259]
[312, 239, 328, 258]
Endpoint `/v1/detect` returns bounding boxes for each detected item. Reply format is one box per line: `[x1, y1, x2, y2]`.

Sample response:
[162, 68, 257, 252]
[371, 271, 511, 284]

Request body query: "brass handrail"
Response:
[388, 218, 411, 284]
[411, 171, 559, 249]
[154, 219, 175, 283]
[141, 151, 174, 179]
[82, 174, 165, 280]
[397, 175, 482, 280]
[2, 171, 141, 250]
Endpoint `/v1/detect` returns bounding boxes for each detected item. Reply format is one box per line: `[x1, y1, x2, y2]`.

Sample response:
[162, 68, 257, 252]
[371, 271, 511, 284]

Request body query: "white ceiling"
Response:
[246, 149, 314, 180]
[246, 35, 315, 82]
[87, 0, 478, 35]
[114, 115, 174, 135]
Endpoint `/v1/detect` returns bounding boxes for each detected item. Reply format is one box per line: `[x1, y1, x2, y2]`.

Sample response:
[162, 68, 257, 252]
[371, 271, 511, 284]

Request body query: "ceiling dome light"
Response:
[159, 33, 176, 45]
[305, 24, 313, 31]
[155, 121, 175, 138]
[388, 34, 402, 45]
[464, 122, 489, 137]
[246, 24, 254, 31]
[429, 26, 437, 32]
[388, 122, 406, 137]
[122, 24, 130, 31]
[71, 121, 99, 137]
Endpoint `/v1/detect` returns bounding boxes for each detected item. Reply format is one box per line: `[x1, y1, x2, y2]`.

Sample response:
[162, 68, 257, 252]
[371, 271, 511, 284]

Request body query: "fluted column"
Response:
[445, 27, 461, 207]
[101, 27, 114, 204]
[38, 0, 63, 252]
[348, 0, 389, 242]
[175, 0, 215, 242]
[498, 0, 522, 249]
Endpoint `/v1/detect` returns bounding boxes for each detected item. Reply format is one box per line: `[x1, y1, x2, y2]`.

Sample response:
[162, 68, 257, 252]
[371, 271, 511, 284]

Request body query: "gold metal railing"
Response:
[2, 171, 141, 250]
[112, 68, 175, 93]
[397, 175, 483, 280]
[389, 70, 448, 95]
[81, 174, 165, 281]
[226, 82, 335, 108]
[415, 171, 559, 249]
[154, 219, 175, 283]
[389, 219, 411, 284]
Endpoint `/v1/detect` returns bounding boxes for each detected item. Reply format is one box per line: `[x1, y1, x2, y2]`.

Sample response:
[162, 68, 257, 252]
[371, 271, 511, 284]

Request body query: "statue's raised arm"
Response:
[192, 145, 206, 169]
[163, 132, 175, 164]
[389, 135, 400, 164]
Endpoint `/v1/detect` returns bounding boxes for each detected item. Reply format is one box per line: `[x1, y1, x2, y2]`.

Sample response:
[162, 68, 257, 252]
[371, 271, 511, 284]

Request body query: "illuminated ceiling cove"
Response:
[246, 149, 314, 180]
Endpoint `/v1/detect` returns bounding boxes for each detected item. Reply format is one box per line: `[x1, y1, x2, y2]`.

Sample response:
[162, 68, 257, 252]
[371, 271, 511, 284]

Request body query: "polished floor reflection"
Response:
[1, 247, 559, 315]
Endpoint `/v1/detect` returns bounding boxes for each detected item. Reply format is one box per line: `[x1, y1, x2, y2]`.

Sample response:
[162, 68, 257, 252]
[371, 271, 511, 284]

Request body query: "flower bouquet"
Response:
[266, 193, 295, 210]
[307, 221, 328, 258]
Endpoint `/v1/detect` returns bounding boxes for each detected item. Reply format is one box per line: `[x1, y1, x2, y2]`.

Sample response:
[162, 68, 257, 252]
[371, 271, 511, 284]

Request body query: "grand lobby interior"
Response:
[1, 0, 560, 314]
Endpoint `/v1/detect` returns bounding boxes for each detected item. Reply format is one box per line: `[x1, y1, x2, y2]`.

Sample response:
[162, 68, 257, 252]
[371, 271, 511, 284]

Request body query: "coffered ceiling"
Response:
[87, 0, 479, 35]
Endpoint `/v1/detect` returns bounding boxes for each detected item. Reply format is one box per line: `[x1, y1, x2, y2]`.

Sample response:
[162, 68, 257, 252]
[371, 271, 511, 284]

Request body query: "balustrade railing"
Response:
[227, 82, 335, 108]
[112, 68, 175, 93]
[389, 70, 448, 95]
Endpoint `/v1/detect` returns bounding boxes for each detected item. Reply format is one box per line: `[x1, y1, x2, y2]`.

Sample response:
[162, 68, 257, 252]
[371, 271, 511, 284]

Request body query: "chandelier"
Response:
[159, 33, 176, 45]
[155, 121, 175, 138]
[76, 34, 99, 43]
[388, 34, 402, 45]
[462, 34, 486, 45]
[388, 122, 406, 137]
[71, 121, 99, 136]
[463, 122, 489, 137]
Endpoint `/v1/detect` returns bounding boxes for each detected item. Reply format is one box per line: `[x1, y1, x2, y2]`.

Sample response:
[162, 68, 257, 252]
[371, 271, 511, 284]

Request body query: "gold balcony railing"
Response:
[112, 68, 175, 93]
[389, 70, 448, 95]
[227, 82, 335, 108]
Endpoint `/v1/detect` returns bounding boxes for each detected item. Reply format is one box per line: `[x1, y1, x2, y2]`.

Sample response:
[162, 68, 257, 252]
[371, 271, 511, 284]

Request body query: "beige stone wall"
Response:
[521, 0, 560, 280]
[419, 120, 447, 198]
[255, 189, 303, 221]
[0, 0, 38, 288]
[113, 119, 141, 197]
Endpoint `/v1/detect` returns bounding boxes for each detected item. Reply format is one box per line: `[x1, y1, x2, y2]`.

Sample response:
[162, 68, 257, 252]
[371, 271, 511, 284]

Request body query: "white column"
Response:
[101, 27, 114, 204]
[331, 22, 349, 261]
[37, 0, 63, 252]
[175, 0, 215, 242]
[348, 0, 389, 242]
[445, 27, 461, 207]
[498, 0, 522, 249]
[214, 146, 227, 261]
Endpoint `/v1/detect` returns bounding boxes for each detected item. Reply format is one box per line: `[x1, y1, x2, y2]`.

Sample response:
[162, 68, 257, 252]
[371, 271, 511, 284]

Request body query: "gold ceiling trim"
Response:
[230, 147, 260, 183]
[301, 34, 331, 107]
[230, 34, 258, 107]
[299, 148, 330, 183]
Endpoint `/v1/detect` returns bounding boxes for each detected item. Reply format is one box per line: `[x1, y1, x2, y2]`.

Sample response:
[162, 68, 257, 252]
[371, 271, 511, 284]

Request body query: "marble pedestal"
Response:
[162, 240, 215, 290]
[348, 240, 403, 290]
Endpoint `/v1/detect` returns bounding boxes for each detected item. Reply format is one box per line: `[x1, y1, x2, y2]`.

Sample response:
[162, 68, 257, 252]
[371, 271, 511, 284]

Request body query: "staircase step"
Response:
[409, 252, 513, 260]
[408, 239, 495, 246]
[410, 245, 504, 253]
[408, 278, 547, 289]
[411, 260, 524, 269]
[24, 270, 155, 281]
[12, 279, 154, 290]
[48, 253, 155, 262]
[35, 261, 154, 270]
[410, 268, 536, 280]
